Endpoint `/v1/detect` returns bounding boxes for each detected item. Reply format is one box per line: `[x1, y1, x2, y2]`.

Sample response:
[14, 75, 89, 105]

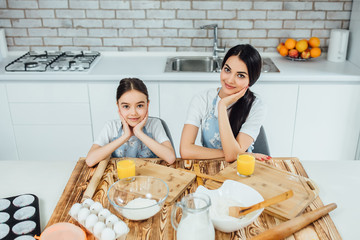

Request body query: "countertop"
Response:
[0, 160, 359, 239]
[1, 51, 360, 82]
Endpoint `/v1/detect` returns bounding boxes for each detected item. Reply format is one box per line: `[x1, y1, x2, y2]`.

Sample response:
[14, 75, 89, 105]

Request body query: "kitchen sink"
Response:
[164, 56, 279, 73]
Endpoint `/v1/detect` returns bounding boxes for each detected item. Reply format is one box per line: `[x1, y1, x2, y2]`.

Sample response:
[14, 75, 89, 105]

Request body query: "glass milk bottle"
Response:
[171, 193, 215, 240]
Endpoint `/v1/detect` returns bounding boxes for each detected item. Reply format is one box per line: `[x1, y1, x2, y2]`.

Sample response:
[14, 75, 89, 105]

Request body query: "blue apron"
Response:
[201, 88, 254, 152]
[111, 125, 157, 158]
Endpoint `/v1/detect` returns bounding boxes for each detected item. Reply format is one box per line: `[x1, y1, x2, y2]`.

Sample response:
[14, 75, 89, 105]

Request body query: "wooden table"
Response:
[47, 157, 341, 239]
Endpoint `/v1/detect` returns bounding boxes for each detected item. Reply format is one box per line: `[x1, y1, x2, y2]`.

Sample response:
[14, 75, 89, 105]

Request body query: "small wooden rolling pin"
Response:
[251, 203, 337, 240]
[81, 158, 110, 201]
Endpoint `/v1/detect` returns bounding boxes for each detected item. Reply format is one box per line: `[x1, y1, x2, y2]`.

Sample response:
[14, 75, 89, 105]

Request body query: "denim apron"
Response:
[111, 126, 157, 158]
[201, 88, 254, 152]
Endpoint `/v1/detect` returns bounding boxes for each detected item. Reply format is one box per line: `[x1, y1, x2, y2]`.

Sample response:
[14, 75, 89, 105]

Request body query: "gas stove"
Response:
[5, 50, 101, 72]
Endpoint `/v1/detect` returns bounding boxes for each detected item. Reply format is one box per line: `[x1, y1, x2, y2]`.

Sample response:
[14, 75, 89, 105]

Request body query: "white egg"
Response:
[105, 214, 119, 228]
[82, 198, 94, 208]
[69, 203, 82, 219]
[77, 207, 90, 225]
[101, 228, 115, 240]
[93, 221, 106, 238]
[113, 221, 129, 238]
[85, 214, 98, 232]
[90, 202, 103, 214]
[98, 208, 111, 222]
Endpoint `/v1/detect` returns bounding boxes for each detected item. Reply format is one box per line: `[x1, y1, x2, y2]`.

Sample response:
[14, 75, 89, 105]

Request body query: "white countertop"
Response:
[0, 160, 359, 239]
[1, 51, 360, 82]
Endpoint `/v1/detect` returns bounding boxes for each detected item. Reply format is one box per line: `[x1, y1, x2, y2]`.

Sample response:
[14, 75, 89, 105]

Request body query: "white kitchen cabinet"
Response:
[292, 84, 360, 160]
[89, 82, 160, 140]
[159, 82, 219, 156]
[251, 83, 298, 157]
[0, 84, 18, 160]
[6, 83, 93, 161]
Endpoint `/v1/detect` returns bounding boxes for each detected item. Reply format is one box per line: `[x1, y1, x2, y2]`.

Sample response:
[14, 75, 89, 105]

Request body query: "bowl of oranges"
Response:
[277, 37, 321, 61]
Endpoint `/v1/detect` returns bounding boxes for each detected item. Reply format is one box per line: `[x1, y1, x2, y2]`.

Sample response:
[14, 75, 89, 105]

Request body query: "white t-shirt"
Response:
[94, 117, 170, 147]
[185, 88, 266, 141]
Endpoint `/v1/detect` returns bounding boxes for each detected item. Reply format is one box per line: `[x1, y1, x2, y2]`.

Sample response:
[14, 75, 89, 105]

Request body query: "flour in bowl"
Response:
[121, 198, 160, 221]
[212, 198, 246, 220]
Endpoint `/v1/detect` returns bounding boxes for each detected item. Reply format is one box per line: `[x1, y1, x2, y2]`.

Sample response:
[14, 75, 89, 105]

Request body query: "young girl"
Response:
[86, 78, 176, 167]
[180, 44, 270, 162]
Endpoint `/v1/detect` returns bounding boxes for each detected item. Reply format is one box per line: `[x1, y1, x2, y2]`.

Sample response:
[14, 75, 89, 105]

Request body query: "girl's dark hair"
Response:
[116, 78, 149, 102]
[221, 44, 262, 138]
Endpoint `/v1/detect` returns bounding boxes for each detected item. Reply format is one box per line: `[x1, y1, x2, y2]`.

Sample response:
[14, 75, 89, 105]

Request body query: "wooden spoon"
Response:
[229, 190, 294, 218]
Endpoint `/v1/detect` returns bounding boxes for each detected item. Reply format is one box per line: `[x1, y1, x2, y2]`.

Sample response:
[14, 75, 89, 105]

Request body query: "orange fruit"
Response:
[296, 39, 308, 52]
[278, 45, 289, 56]
[309, 37, 320, 48]
[310, 47, 321, 58]
[277, 42, 284, 53]
[285, 38, 296, 50]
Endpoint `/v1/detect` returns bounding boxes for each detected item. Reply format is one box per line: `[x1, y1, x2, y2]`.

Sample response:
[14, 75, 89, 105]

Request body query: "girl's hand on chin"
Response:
[133, 113, 148, 137]
[220, 86, 248, 107]
[118, 110, 132, 138]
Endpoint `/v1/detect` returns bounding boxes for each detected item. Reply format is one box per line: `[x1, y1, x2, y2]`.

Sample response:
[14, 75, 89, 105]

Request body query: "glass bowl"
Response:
[107, 176, 169, 221]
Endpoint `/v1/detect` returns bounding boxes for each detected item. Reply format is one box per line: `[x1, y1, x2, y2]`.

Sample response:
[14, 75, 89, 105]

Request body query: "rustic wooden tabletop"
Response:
[46, 157, 341, 240]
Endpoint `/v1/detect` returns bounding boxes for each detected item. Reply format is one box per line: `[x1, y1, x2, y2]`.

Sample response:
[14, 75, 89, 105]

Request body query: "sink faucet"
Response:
[200, 24, 225, 59]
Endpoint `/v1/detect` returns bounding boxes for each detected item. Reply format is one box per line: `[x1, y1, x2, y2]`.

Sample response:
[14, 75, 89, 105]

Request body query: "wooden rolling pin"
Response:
[81, 158, 110, 201]
[251, 203, 337, 240]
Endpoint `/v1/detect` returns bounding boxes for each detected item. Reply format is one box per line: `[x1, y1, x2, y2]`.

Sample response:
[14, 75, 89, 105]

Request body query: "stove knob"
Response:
[53, 66, 60, 71]
[70, 66, 76, 71]
[78, 66, 85, 71]
[61, 66, 68, 71]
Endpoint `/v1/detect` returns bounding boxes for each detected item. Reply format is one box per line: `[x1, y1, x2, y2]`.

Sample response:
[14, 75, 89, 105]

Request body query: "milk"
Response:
[176, 212, 215, 240]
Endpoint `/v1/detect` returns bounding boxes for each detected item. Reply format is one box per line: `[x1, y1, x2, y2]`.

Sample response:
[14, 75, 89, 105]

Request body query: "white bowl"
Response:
[195, 180, 264, 233]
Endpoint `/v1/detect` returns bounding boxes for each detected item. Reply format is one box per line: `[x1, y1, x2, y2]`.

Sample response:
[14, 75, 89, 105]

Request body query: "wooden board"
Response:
[123, 157, 196, 204]
[46, 157, 341, 240]
[205, 159, 319, 220]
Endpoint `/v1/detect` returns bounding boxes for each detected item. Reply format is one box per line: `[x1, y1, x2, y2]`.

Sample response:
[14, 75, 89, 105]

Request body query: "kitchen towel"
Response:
[0, 28, 8, 59]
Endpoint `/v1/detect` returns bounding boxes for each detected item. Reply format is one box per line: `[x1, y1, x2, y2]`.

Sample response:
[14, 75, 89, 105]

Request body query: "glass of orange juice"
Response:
[117, 159, 135, 179]
[237, 154, 255, 177]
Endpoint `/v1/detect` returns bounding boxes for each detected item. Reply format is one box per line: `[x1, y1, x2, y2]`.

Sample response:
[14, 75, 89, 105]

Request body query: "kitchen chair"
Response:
[253, 126, 270, 156]
[152, 117, 175, 149]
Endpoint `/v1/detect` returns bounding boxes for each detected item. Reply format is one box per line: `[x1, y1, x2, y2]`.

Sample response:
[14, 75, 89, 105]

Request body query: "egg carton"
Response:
[0, 194, 40, 240]
[69, 199, 129, 240]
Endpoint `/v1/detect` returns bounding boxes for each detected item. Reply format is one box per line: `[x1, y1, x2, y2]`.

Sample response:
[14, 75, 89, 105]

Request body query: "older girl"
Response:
[180, 44, 270, 162]
[86, 78, 175, 167]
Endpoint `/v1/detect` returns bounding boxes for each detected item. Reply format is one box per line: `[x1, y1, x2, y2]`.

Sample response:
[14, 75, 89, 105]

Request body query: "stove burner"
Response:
[5, 51, 100, 72]
[24, 62, 38, 69]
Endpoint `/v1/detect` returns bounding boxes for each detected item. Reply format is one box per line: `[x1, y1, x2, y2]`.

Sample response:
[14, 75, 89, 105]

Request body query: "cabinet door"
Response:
[160, 82, 219, 156]
[89, 82, 159, 140]
[0, 84, 18, 160]
[7, 83, 92, 161]
[293, 84, 360, 160]
[251, 83, 298, 157]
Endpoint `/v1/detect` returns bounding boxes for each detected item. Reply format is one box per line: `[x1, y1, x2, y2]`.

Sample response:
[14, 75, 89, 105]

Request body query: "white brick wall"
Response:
[1, 0, 352, 52]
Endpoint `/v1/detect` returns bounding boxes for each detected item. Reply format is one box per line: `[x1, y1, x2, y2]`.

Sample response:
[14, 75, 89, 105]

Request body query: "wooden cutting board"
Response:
[205, 159, 319, 221]
[129, 158, 196, 204]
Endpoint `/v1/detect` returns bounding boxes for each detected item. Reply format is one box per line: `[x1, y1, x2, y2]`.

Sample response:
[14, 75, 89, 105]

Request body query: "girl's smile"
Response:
[117, 90, 149, 127]
[219, 55, 250, 98]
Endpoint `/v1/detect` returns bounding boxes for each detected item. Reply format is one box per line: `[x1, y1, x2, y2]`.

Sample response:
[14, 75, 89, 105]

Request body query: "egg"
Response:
[82, 198, 94, 208]
[98, 208, 111, 222]
[101, 227, 115, 240]
[69, 203, 82, 219]
[105, 214, 119, 228]
[113, 221, 129, 238]
[93, 221, 106, 238]
[77, 207, 90, 225]
[90, 202, 103, 214]
[85, 213, 98, 231]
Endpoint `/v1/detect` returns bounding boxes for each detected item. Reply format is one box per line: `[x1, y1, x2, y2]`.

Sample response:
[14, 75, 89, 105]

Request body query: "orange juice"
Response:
[117, 160, 135, 179]
[237, 154, 255, 177]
